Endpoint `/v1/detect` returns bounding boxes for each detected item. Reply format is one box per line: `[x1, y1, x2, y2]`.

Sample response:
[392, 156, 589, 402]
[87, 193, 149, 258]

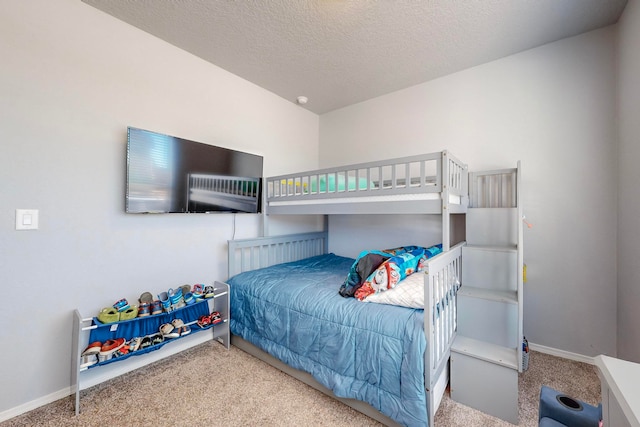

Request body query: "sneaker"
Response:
[164, 328, 180, 339]
[150, 300, 163, 315]
[197, 315, 211, 328]
[99, 338, 126, 356]
[80, 354, 98, 368]
[113, 345, 129, 358]
[210, 311, 222, 325]
[82, 341, 102, 356]
[98, 353, 112, 363]
[184, 292, 195, 305]
[139, 291, 153, 305]
[138, 303, 151, 317]
[113, 298, 130, 312]
[203, 286, 215, 299]
[168, 288, 183, 305]
[160, 323, 174, 336]
[119, 306, 138, 321]
[140, 336, 152, 350]
[150, 333, 164, 345]
[192, 284, 204, 301]
[158, 291, 172, 313]
[97, 307, 120, 324]
[180, 284, 191, 297]
[128, 337, 142, 352]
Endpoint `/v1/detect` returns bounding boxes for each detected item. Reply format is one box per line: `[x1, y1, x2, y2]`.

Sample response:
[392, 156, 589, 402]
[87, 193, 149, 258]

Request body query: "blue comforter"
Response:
[229, 253, 428, 426]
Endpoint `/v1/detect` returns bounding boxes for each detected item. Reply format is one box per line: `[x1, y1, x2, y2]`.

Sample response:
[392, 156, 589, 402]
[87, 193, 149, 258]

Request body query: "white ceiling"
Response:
[81, 0, 628, 114]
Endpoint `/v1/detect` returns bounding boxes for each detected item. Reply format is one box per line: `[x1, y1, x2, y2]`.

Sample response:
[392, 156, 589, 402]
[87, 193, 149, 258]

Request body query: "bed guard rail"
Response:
[424, 241, 464, 388]
[266, 151, 467, 203]
[228, 231, 328, 278]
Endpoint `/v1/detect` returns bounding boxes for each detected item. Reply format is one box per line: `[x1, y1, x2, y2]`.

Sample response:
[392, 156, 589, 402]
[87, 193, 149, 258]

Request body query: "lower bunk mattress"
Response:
[228, 253, 428, 426]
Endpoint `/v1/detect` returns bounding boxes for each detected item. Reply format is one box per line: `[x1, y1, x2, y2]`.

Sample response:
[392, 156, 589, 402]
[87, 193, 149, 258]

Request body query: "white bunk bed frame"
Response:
[227, 151, 468, 426]
[265, 151, 467, 251]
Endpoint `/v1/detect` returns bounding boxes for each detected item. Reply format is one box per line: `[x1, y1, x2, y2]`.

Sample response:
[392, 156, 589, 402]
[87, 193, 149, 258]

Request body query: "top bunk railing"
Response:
[266, 151, 467, 203]
[468, 167, 517, 208]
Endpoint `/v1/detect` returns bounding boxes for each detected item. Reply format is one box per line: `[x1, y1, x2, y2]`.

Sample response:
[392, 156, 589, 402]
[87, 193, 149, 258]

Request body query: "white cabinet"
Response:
[71, 281, 229, 415]
[595, 355, 640, 427]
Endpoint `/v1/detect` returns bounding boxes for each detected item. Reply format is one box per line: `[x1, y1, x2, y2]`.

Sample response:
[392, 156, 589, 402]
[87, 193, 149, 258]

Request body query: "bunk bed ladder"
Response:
[450, 162, 523, 424]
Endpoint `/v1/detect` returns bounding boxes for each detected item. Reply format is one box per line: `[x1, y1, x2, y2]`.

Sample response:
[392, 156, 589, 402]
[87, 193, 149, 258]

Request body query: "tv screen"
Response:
[126, 127, 263, 214]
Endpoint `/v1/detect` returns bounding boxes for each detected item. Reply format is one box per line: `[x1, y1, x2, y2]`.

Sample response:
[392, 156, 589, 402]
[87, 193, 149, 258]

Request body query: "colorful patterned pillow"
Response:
[354, 244, 442, 301]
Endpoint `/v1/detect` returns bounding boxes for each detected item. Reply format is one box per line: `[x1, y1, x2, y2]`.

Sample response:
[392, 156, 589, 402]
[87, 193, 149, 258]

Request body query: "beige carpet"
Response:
[1, 341, 600, 426]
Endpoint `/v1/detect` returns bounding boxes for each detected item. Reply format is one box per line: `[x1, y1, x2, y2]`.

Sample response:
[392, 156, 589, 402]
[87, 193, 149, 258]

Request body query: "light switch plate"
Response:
[16, 209, 39, 230]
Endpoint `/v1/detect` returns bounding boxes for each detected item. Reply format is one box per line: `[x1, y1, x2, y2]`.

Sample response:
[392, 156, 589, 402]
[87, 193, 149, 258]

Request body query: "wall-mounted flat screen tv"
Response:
[126, 127, 263, 214]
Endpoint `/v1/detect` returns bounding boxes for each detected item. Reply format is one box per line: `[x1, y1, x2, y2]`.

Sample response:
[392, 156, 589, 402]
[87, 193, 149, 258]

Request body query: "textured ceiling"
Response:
[81, 0, 628, 114]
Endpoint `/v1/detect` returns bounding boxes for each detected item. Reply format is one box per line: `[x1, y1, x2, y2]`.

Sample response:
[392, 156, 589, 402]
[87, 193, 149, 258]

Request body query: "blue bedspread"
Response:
[229, 253, 428, 426]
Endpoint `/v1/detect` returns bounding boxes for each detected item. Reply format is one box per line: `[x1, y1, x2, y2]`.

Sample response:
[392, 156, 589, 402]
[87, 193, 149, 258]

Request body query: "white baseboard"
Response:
[0, 387, 71, 423]
[529, 342, 596, 365]
[0, 333, 214, 423]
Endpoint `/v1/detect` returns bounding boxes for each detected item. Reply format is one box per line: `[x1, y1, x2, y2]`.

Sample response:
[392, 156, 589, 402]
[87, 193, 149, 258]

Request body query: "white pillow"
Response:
[363, 272, 425, 308]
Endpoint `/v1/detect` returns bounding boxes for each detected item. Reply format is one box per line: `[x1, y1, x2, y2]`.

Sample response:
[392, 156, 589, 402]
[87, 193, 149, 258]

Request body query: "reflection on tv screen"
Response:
[126, 127, 263, 213]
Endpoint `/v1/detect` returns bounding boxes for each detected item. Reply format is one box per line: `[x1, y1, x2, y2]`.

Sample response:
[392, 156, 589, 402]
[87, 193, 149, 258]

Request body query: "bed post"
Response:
[441, 151, 450, 252]
[323, 215, 329, 244]
[262, 176, 269, 237]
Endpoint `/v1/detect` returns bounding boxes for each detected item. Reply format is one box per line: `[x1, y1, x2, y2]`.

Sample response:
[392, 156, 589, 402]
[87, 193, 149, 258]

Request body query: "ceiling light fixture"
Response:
[296, 96, 308, 105]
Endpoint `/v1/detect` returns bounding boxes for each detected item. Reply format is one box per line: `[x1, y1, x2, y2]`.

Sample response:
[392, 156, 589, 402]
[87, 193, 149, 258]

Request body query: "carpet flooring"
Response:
[1, 341, 600, 426]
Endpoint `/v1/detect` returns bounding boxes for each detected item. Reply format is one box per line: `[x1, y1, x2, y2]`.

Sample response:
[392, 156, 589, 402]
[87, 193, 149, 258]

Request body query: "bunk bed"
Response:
[225, 151, 468, 426]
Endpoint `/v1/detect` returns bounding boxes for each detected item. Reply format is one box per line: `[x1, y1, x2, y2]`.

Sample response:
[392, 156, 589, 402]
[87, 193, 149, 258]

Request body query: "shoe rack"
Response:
[71, 281, 229, 415]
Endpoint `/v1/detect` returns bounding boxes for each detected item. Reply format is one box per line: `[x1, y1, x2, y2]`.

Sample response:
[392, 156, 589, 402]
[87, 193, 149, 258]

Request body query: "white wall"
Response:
[617, 0, 640, 362]
[320, 28, 618, 358]
[0, 0, 319, 416]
